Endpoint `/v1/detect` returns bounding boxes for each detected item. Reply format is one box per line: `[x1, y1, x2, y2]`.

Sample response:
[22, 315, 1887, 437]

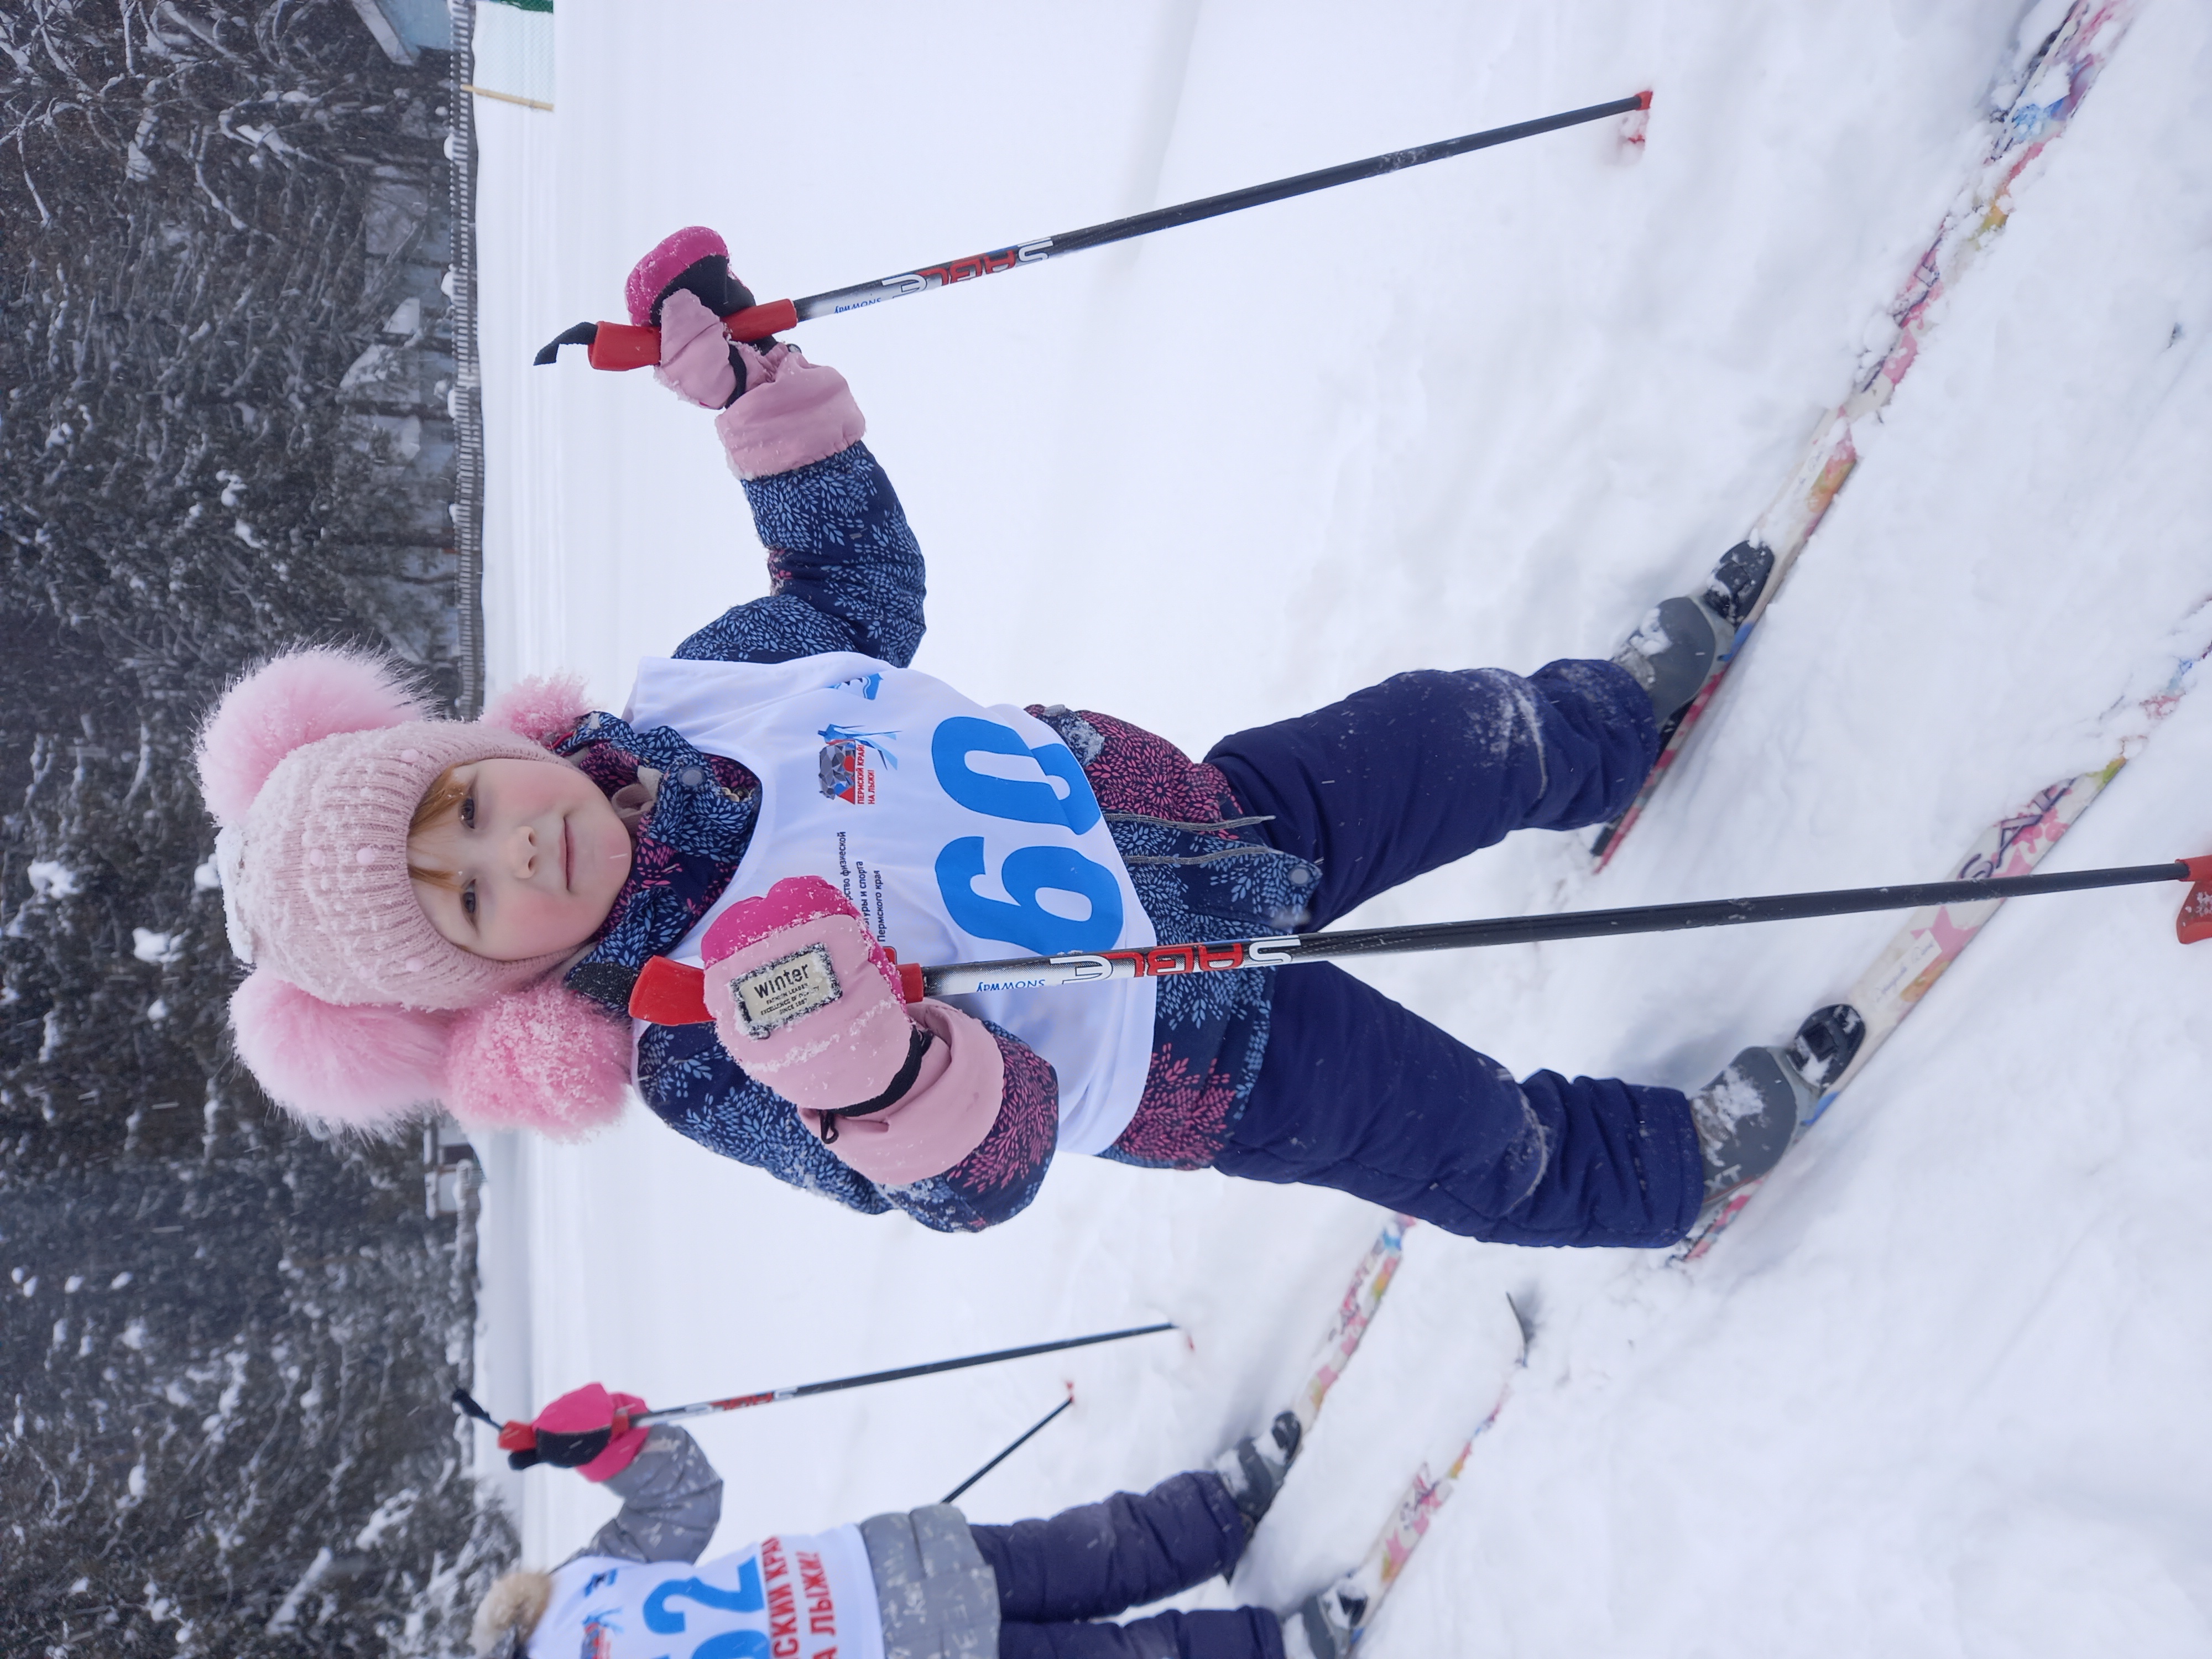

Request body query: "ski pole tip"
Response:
[1636, 89, 1654, 111]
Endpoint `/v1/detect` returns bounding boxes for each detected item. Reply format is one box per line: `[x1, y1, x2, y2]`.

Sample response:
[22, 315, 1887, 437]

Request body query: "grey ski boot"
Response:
[1614, 593, 1733, 723]
[1614, 541, 1775, 723]
[1280, 1584, 1361, 1659]
[1689, 1045, 1823, 1212]
[1213, 1409, 1302, 1536]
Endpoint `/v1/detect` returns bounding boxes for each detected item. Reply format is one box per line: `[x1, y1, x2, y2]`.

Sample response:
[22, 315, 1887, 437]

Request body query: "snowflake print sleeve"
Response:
[675, 442, 927, 669]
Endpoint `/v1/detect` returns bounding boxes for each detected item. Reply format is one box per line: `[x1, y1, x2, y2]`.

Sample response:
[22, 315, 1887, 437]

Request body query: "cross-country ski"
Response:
[1588, 0, 2142, 868]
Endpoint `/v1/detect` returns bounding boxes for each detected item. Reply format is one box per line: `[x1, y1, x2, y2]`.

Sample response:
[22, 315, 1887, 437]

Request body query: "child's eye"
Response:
[461, 791, 477, 831]
[462, 880, 477, 919]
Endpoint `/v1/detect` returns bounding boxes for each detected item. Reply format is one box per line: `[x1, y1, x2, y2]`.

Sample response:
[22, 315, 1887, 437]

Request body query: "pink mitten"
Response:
[701, 877, 1003, 1181]
[655, 289, 742, 409]
[502, 1382, 649, 1481]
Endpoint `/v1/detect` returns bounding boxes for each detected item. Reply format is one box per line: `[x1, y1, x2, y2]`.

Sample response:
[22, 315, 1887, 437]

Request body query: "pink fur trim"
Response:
[197, 648, 429, 827]
[713, 352, 866, 481]
[229, 969, 452, 1130]
[445, 978, 633, 1141]
[627, 225, 728, 327]
[481, 672, 593, 747]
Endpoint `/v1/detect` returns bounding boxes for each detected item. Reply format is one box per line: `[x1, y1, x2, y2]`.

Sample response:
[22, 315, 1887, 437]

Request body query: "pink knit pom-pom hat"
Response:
[197, 648, 632, 1139]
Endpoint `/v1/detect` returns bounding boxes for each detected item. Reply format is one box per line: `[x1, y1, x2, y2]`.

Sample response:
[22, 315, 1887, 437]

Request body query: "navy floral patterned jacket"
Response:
[555, 440, 1318, 1232]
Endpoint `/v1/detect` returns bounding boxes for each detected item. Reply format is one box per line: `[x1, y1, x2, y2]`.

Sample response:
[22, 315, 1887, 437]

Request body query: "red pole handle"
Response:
[2178, 855, 2212, 945]
[583, 299, 799, 372]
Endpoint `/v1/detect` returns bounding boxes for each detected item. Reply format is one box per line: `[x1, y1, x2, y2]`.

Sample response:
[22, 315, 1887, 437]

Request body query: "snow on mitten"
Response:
[701, 877, 928, 1123]
[700, 877, 1003, 1180]
[505, 1383, 648, 1481]
[630, 226, 763, 409]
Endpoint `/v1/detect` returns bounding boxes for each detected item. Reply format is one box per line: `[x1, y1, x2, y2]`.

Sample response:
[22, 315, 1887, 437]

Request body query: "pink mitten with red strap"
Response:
[502, 1382, 648, 1481]
[701, 877, 1003, 1182]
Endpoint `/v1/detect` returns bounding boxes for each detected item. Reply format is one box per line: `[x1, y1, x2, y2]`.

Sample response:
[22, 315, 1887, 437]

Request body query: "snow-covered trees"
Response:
[3, 3, 505, 1651]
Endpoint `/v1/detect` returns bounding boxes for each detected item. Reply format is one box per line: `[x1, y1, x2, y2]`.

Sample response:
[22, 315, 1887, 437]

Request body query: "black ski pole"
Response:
[538, 92, 1652, 368]
[631, 1323, 1171, 1426]
[892, 857, 2211, 997]
[454, 1323, 1175, 1447]
[624, 857, 2212, 1026]
[942, 1386, 1076, 1504]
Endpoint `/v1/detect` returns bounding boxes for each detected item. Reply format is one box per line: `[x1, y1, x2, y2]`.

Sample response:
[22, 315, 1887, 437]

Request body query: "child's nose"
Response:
[504, 823, 540, 878]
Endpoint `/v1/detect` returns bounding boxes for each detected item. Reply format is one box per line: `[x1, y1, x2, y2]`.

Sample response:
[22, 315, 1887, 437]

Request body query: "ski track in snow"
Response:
[471, 3, 2212, 1652]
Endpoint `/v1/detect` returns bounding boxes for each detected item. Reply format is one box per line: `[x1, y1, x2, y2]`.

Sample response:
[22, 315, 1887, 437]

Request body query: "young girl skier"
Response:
[199, 227, 1819, 1245]
[467, 1384, 1344, 1659]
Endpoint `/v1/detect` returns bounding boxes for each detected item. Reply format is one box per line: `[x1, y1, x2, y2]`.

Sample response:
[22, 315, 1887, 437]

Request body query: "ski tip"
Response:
[1636, 88, 1654, 111]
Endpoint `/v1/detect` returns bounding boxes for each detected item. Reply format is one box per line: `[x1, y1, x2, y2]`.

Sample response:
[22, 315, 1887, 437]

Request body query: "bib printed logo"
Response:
[816, 725, 898, 806]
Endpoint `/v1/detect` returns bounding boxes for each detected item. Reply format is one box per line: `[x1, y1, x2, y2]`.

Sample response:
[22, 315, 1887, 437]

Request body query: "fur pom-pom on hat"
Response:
[197, 648, 429, 828]
[480, 672, 592, 748]
[472, 1570, 552, 1659]
[227, 972, 632, 1140]
[446, 978, 634, 1141]
[228, 969, 453, 1128]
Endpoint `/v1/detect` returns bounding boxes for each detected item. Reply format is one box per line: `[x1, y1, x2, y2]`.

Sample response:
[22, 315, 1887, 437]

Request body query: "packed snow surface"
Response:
[472, 3, 2212, 1652]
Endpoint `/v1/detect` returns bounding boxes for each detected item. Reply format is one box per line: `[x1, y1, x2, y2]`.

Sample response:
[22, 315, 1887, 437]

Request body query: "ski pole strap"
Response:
[450, 1387, 502, 1428]
[919, 860, 2199, 995]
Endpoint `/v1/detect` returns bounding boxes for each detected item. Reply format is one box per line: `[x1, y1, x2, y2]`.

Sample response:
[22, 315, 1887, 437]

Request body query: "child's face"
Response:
[407, 759, 632, 961]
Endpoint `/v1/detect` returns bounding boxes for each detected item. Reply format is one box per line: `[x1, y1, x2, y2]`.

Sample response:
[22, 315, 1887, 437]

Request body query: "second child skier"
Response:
[469, 1383, 1346, 1659]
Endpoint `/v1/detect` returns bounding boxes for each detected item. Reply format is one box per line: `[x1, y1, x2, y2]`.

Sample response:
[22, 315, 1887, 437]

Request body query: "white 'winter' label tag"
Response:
[734, 945, 841, 1037]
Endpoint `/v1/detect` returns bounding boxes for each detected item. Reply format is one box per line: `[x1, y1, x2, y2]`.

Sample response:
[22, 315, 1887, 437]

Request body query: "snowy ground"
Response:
[469, 3, 2212, 1652]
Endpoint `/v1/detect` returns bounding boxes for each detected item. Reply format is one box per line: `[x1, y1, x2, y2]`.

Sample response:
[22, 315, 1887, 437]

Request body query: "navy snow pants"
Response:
[969, 1472, 1282, 1659]
[1206, 663, 1703, 1248]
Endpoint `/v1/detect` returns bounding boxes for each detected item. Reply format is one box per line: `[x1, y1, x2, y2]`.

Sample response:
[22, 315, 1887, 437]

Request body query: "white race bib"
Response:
[542, 1527, 880, 1659]
[626, 654, 1158, 1156]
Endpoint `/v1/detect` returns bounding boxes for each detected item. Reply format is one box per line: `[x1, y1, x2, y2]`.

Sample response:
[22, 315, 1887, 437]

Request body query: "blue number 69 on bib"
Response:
[935, 840, 1123, 955]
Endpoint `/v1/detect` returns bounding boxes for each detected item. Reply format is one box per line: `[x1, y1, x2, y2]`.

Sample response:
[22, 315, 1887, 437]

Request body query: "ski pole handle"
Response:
[550, 298, 800, 372]
[538, 92, 1650, 368]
